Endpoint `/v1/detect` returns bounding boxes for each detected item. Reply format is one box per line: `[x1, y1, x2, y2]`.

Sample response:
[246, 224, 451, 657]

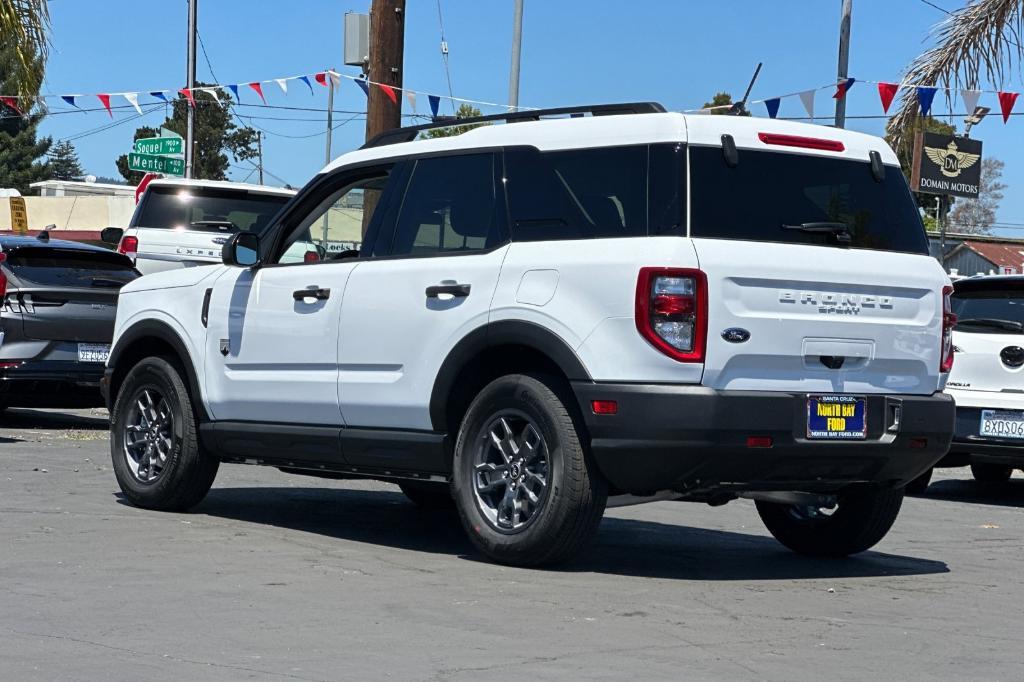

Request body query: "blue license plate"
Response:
[807, 395, 866, 440]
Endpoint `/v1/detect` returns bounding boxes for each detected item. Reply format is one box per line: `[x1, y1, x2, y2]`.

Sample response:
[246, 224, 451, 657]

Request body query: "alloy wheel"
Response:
[123, 388, 175, 484]
[472, 411, 550, 532]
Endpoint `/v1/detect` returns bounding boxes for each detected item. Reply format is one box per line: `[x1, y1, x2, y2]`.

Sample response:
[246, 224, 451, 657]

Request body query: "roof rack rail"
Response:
[360, 101, 667, 149]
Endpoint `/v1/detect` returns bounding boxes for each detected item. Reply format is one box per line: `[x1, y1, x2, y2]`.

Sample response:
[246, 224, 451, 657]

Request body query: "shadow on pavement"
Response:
[150, 485, 948, 581]
[0, 408, 109, 431]
[916, 477, 1024, 509]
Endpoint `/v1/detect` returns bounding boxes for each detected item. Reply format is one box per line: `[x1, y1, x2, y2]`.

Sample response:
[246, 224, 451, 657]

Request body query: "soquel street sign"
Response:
[128, 152, 185, 176]
[134, 136, 183, 156]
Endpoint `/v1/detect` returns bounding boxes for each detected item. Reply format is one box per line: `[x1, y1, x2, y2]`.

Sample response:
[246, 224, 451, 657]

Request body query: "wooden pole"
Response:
[364, 0, 406, 144]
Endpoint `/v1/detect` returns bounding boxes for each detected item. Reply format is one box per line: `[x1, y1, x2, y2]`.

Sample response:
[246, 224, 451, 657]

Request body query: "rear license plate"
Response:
[807, 395, 867, 440]
[979, 410, 1024, 439]
[78, 343, 110, 364]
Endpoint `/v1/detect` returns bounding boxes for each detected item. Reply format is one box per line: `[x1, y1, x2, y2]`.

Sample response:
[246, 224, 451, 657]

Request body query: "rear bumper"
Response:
[937, 406, 1024, 467]
[573, 383, 954, 495]
[0, 360, 106, 408]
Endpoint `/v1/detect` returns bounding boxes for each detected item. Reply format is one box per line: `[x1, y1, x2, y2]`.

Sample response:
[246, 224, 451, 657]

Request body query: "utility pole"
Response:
[325, 75, 335, 165]
[834, 0, 852, 128]
[257, 132, 264, 185]
[185, 0, 197, 178]
[508, 0, 524, 110]
[364, 0, 406, 144]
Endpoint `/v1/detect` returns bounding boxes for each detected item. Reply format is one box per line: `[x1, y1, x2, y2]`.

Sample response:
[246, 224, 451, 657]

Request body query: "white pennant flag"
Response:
[328, 71, 341, 88]
[798, 89, 815, 120]
[200, 87, 219, 101]
[961, 88, 982, 114]
[404, 90, 416, 112]
[274, 78, 288, 95]
[123, 92, 142, 114]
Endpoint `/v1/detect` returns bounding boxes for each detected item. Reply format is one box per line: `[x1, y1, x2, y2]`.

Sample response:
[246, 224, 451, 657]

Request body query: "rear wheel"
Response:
[756, 487, 904, 557]
[971, 463, 1013, 483]
[452, 373, 607, 566]
[398, 480, 454, 509]
[110, 356, 218, 511]
[905, 467, 933, 495]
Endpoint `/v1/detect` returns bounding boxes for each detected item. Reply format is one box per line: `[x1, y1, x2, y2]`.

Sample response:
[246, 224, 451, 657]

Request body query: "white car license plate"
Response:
[979, 410, 1024, 440]
[78, 343, 110, 364]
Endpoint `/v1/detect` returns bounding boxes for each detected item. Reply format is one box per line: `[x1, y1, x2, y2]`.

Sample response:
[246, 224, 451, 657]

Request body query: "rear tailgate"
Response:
[132, 227, 229, 266]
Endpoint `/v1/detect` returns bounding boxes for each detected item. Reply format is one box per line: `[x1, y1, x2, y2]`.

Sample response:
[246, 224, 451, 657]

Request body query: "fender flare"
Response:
[428, 319, 591, 432]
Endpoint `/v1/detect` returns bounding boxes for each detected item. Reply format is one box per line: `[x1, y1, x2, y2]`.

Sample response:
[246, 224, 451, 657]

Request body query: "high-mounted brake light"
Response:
[757, 132, 845, 152]
[940, 285, 957, 373]
[636, 267, 707, 363]
[0, 252, 7, 300]
[117, 235, 139, 262]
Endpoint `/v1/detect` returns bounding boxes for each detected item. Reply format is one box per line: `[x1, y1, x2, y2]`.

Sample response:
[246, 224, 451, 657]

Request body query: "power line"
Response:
[436, 0, 457, 114]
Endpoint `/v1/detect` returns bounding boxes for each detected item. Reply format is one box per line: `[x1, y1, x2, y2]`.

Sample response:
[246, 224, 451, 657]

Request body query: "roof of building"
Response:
[948, 240, 1024, 269]
[29, 179, 136, 196]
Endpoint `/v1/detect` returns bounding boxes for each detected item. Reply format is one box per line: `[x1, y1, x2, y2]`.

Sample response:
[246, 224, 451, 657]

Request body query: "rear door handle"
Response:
[425, 283, 471, 298]
[293, 287, 331, 301]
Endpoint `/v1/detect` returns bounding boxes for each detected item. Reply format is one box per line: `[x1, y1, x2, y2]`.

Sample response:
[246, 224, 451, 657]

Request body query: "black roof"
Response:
[0, 234, 113, 254]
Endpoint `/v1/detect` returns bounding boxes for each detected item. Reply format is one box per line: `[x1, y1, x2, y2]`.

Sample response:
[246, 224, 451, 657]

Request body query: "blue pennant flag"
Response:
[354, 79, 369, 96]
[298, 75, 313, 95]
[149, 91, 169, 103]
[763, 98, 781, 119]
[917, 86, 937, 116]
[227, 84, 240, 102]
[428, 95, 441, 119]
[61, 95, 78, 108]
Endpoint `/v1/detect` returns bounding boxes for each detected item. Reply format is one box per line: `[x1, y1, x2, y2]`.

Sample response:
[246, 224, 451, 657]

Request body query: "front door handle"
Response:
[425, 283, 471, 298]
[293, 287, 331, 301]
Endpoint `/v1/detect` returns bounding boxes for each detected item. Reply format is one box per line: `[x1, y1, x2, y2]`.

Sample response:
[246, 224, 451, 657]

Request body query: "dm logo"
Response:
[925, 140, 980, 179]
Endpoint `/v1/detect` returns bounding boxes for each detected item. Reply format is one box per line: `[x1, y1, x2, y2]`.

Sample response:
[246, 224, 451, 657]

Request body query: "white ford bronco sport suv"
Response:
[103, 103, 955, 566]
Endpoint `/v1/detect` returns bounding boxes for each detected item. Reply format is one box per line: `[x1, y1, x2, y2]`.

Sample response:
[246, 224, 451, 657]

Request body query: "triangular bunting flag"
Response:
[35, 96, 48, 114]
[405, 90, 416, 112]
[227, 84, 240, 102]
[328, 71, 341, 88]
[917, 86, 937, 116]
[961, 88, 982, 114]
[123, 92, 143, 115]
[199, 87, 219, 101]
[97, 93, 113, 117]
[61, 95, 79, 108]
[378, 84, 398, 104]
[179, 88, 196, 108]
[832, 77, 856, 99]
[798, 90, 815, 119]
[274, 78, 288, 95]
[314, 72, 328, 87]
[997, 91, 1019, 123]
[877, 82, 899, 114]
[0, 96, 22, 114]
[150, 91, 169, 103]
[354, 79, 369, 96]
[248, 82, 266, 104]
[763, 98, 780, 119]
[298, 75, 314, 95]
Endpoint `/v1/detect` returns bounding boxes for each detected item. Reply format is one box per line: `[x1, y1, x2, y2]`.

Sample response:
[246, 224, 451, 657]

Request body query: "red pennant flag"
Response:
[97, 93, 113, 117]
[178, 88, 196, 107]
[314, 72, 328, 87]
[0, 96, 22, 114]
[877, 82, 899, 114]
[248, 82, 267, 104]
[997, 91, 1019, 123]
[378, 84, 398, 104]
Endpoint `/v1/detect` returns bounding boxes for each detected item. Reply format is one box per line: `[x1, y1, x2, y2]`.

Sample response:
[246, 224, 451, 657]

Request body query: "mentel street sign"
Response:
[134, 136, 182, 156]
[911, 132, 983, 199]
[128, 152, 184, 176]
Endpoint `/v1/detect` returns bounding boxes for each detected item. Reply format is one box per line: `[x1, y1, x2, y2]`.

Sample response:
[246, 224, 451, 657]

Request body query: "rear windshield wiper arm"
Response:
[190, 220, 237, 232]
[782, 222, 852, 244]
[90, 277, 126, 288]
[956, 317, 1024, 333]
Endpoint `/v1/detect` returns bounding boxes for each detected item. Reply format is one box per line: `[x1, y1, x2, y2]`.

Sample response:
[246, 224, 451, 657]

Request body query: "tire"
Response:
[971, 463, 1013, 483]
[904, 467, 933, 495]
[398, 480, 455, 509]
[756, 487, 904, 557]
[451, 373, 608, 567]
[110, 356, 219, 512]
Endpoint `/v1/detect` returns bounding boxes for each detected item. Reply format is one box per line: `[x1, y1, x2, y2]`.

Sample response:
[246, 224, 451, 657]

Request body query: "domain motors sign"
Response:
[911, 132, 983, 199]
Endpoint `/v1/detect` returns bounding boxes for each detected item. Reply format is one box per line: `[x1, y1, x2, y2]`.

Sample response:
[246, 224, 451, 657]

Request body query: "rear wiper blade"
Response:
[782, 222, 852, 244]
[956, 318, 1024, 332]
[190, 220, 237, 232]
[90, 278, 125, 288]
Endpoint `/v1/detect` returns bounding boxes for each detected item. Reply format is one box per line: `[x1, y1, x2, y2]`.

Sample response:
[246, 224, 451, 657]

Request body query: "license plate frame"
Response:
[806, 395, 867, 440]
[77, 343, 110, 364]
[979, 409, 1024, 440]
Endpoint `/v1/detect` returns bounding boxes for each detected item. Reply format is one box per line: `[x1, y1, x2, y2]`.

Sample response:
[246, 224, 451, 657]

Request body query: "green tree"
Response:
[702, 92, 736, 114]
[0, 0, 49, 98]
[422, 103, 485, 138]
[48, 139, 83, 180]
[948, 157, 1006, 234]
[116, 85, 259, 184]
[0, 46, 51, 193]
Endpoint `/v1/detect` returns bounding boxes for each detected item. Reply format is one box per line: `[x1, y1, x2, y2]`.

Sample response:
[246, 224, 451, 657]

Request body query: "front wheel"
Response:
[756, 487, 904, 557]
[452, 373, 607, 567]
[971, 463, 1013, 483]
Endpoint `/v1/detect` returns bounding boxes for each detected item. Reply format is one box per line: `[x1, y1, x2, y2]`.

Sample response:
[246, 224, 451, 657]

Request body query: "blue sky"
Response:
[38, 0, 1023, 232]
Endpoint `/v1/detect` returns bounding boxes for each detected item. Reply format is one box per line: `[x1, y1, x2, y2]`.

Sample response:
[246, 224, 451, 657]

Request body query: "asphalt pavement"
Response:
[2, 407, 1023, 680]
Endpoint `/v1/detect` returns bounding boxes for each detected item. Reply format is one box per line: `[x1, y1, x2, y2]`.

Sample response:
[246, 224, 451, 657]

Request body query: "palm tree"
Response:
[889, 0, 1023, 146]
[0, 0, 50, 98]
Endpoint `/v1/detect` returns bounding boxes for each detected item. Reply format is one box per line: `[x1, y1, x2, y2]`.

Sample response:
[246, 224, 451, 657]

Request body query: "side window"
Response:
[387, 153, 506, 257]
[275, 169, 393, 265]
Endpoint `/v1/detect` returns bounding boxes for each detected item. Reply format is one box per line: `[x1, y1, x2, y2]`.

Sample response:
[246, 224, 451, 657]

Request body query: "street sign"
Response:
[134, 136, 182, 156]
[128, 152, 185, 176]
[9, 196, 28, 235]
[911, 132, 983, 199]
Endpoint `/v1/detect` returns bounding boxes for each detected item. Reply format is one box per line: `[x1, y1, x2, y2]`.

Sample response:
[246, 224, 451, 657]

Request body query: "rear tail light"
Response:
[117, 235, 139, 262]
[591, 400, 618, 415]
[636, 267, 707, 362]
[940, 285, 956, 373]
[303, 250, 321, 264]
[0, 252, 7, 299]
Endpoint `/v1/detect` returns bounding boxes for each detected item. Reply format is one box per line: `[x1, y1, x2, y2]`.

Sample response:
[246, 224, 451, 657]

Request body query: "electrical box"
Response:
[344, 12, 370, 68]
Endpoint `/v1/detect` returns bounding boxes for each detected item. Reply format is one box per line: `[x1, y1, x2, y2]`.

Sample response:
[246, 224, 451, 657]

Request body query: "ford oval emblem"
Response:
[211, 237, 229, 245]
[722, 328, 750, 343]
[1000, 345, 1024, 368]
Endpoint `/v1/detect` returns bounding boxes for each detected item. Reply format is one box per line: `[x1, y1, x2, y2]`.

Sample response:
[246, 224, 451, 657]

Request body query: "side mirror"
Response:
[100, 227, 124, 245]
[223, 232, 261, 268]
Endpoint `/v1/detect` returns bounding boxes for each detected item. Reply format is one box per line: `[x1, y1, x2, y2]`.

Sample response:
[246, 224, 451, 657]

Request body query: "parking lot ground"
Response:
[2, 408, 1024, 680]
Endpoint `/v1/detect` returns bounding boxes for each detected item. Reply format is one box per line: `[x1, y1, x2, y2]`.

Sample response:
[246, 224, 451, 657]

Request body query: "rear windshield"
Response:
[689, 146, 928, 254]
[952, 283, 1024, 334]
[5, 248, 138, 288]
[134, 186, 290, 234]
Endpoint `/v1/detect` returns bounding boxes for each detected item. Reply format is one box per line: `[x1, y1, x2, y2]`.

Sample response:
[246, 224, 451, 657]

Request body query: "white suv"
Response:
[102, 103, 955, 566]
